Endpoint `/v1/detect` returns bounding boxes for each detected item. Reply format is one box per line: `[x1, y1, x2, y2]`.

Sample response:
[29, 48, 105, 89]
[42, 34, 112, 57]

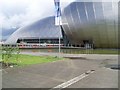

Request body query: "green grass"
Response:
[1, 49, 119, 67]
[76, 49, 119, 54]
[61, 49, 119, 54]
[3, 54, 63, 66]
[0, 54, 2, 62]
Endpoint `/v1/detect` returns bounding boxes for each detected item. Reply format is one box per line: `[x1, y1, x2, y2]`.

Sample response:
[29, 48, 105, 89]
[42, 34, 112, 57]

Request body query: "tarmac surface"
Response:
[2, 52, 119, 88]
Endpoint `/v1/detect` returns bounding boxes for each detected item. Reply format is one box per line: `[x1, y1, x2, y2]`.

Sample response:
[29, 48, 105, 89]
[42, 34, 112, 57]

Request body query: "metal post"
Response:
[39, 37, 40, 48]
[0, 21, 2, 88]
[58, 17, 61, 58]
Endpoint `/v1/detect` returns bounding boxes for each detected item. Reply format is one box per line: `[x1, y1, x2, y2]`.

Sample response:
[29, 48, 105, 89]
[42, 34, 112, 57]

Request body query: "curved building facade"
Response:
[5, 1, 118, 48]
[5, 16, 63, 44]
[61, 1, 118, 48]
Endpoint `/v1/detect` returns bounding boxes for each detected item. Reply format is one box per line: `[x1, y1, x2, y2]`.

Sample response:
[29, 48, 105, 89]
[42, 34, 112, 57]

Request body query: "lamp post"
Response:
[58, 16, 61, 58]
[0, 23, 2, 43]
[54, 0, 61, 58]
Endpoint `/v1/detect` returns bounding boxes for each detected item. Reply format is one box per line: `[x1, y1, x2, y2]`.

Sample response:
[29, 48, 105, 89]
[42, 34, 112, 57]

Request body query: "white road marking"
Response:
[51, 70, 95, 89]
[0, 69, 7, 73]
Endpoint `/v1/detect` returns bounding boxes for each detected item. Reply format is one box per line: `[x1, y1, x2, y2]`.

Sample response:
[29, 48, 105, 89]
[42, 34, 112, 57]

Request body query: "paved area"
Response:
[0, 70, 2, 90]
[2, 53, 118, 88]
[20, 52, 118, 60]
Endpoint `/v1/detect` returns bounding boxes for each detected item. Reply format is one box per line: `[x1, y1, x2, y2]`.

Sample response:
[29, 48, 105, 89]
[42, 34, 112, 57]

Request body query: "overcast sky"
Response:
[0, 0, 118, 30]
[0, 0, 118, 40]
[0, 0, 75, 30]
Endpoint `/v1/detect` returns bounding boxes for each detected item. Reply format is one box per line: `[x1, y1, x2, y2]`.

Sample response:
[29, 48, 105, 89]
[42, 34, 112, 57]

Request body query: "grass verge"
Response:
[3, 54, 63, 67]
[61, 49, 119, 54]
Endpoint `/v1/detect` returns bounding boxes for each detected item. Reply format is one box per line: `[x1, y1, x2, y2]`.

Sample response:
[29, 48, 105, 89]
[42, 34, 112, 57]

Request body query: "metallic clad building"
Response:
[61, 1, 118, 48]
[5, 1, 118, 48]
[5, 16, 63, 44]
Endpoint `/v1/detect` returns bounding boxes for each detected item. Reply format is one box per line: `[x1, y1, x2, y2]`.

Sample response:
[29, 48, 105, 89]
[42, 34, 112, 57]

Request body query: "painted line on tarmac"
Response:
[51, 70, 95, 89]
[0, 69, 8, 73]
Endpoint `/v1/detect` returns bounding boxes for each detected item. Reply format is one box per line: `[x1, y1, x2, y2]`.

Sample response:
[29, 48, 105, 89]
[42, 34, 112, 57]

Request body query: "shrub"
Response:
[2, 45, 20, 67]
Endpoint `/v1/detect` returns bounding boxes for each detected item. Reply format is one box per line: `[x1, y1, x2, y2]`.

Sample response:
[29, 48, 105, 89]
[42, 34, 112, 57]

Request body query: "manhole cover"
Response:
[105, 64, 120, 70]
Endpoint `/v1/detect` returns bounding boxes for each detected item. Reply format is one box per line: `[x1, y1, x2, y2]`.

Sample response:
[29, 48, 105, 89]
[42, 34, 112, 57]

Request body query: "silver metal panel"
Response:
[5, 1, 118, 48]
[62, 1, 118, 48]
[5, 16, 62, 44]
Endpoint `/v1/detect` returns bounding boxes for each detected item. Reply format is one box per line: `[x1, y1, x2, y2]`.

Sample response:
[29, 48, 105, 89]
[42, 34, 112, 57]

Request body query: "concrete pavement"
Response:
[20, 51, 118, 60]
[2, 53, 118, 88]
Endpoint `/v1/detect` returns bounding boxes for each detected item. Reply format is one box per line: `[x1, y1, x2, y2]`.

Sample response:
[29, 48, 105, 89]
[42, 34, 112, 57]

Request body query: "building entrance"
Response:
[83, 40, 94, 49]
